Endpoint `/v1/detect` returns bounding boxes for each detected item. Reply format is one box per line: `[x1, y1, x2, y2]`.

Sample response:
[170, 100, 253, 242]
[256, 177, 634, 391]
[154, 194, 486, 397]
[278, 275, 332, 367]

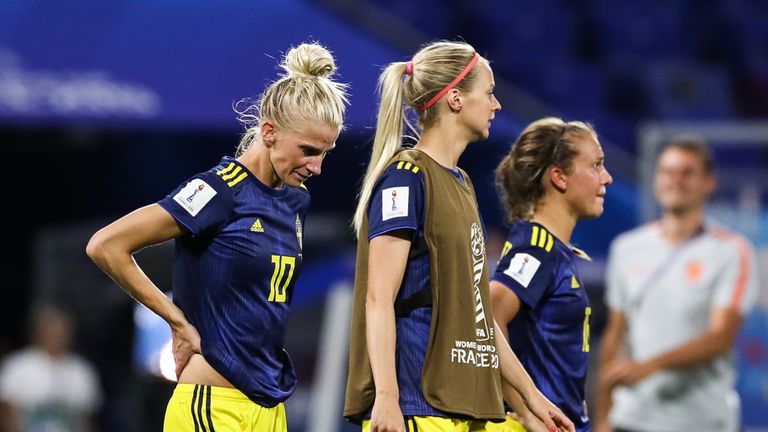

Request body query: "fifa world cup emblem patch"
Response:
[295, 214, 303, 250]
[470, 222, 491, 341]
[516, 256, 530, 274]
[391, 190, 397, 211]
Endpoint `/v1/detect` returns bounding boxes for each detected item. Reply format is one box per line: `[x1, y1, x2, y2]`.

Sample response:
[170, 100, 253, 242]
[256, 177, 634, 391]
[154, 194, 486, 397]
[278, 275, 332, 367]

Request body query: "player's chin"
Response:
[473, 129, 491, 142]
[581, 204, 605, 220]
[286, 172, 309, 187]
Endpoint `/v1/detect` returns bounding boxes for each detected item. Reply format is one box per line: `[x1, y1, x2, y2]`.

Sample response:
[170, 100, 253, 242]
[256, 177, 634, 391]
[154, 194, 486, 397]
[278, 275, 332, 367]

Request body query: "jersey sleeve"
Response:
[157, 170, 234, 236]
[604, 238, 629, 312]
[367, 163, 425, 241]
[492, 233, 557, 309]
[712, 237, 760, 315]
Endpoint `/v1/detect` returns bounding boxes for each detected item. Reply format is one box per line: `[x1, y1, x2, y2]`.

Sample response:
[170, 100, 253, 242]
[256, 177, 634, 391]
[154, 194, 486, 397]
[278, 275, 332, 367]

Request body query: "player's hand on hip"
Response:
[171, 321, 202, 378]
[370, 395, 405, 432]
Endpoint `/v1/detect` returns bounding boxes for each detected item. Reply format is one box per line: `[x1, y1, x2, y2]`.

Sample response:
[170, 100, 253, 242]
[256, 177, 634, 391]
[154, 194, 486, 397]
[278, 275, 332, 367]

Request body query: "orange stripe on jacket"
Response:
[711, 228, 751, 309]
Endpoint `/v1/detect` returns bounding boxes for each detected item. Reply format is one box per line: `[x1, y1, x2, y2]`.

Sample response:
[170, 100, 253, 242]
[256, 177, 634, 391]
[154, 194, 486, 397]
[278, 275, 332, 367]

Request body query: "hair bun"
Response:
[282, 42, 336, 79]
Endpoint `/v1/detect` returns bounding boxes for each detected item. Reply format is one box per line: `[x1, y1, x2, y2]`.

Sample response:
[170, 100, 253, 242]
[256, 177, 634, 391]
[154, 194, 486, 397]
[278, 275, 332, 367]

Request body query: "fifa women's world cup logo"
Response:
[295, 214, 303, 250]
[391, 190, 398, 211]
[470, 223, 491, 341]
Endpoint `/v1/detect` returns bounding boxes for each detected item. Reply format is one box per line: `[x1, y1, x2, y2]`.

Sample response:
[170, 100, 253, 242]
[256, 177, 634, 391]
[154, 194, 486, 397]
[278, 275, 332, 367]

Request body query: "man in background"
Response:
[0, 304, 101, 432]
[595, 137, 760, 432]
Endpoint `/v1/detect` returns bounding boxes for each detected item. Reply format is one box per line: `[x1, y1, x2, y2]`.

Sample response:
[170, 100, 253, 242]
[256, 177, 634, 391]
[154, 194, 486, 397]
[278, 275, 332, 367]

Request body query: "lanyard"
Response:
[629, 227, 705, 309]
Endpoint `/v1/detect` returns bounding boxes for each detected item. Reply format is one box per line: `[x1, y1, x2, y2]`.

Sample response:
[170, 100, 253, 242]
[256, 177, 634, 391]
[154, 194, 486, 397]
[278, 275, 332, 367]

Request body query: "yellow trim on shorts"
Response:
[164, 383, 287, 432]
[362, 415, 521, 432]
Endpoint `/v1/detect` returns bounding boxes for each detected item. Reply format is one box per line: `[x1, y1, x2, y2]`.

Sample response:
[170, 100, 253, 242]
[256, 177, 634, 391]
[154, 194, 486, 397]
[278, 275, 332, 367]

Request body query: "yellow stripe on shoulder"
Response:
[216, 162, 236, 176]
[393, 161, 421, 174]
[227, 172, 248, 187]
[544, 232, 554, 252]
[531, 226, 554, 253]
[221, 165, 243, 180]
[500, 241, 512, 260]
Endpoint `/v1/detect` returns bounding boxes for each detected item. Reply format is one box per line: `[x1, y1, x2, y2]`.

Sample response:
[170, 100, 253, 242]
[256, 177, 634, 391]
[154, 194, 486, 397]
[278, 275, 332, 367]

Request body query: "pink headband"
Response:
[418, 53, 480, 113]
[404, 61, 413, 75]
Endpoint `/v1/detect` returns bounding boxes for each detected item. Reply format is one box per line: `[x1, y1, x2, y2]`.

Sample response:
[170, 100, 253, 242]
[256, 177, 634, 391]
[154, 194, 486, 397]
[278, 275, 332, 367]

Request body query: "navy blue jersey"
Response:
[366, 161, 467, 418]
[158, 156, 309, 407]
[491, 221, 591, 431]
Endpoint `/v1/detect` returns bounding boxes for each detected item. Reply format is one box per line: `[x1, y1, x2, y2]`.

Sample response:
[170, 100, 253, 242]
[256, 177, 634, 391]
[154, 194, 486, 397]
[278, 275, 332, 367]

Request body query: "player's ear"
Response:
[548, 166, 568, 191]
[446, 88, 463, 112]
[261, 121, 277, 148]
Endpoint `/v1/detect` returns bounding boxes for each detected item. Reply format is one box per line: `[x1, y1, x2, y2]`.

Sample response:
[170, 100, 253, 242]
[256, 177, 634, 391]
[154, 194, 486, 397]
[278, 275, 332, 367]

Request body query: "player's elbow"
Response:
[86, 229, 111, 268]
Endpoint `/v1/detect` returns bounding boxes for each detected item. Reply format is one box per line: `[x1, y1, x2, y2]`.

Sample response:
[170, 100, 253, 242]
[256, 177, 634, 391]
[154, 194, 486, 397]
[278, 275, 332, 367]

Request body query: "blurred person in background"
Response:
[491, 118, 612, 432]
[344, 41, 573, 432]
[0, 304, 102, 432]
[595, 138, 760, 432]
[86, 42, 348, 432]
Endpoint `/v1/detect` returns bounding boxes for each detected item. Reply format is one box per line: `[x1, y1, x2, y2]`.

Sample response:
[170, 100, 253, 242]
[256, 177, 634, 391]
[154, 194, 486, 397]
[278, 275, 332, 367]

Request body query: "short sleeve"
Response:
[712, 238, 760, 315]
[605, 239, 628, 312]
[367, 163, 425, 241]
[492, 240, 556, 309]
[157, 170, 234, 236]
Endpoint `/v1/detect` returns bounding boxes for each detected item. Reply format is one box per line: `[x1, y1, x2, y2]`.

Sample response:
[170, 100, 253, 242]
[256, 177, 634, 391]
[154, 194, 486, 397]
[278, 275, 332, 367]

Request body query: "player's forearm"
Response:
[494, 320, 538, 401]
[503, 382, 530, 417]
[91, 246, 185, 327]
[365, 299, 399, 398]
[87, 236, 187, 330]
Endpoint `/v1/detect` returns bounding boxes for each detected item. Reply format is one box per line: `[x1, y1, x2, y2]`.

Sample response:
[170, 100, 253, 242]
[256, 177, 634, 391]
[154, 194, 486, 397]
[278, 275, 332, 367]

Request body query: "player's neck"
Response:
[531, 202, 576, 245]
[239, 143, 284, 189]
[416, 123, 469, 169]
[660, 208, 705, 245]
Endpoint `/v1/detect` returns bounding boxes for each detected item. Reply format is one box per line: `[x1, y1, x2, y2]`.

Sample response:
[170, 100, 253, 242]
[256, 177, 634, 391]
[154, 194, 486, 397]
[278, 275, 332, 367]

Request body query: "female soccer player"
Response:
[491, 118, 613, 432]
[345, 42, 573, 432]
[86, 42, 348, 432]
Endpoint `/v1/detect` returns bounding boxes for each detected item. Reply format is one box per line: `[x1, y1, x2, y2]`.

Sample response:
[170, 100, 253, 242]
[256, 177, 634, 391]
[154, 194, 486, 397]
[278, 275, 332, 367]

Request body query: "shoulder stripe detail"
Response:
[216, 163, 248, 187]
[216, 162, 235, 176]
[500, 241, 512, 260]
[711, 228, 751, 308]
[531, 226, 554, 252]
[227, 172, 248, 187]
[221, 165, 242, 180]
[394, 160, 420, 173]
[544, 233, 554, 252]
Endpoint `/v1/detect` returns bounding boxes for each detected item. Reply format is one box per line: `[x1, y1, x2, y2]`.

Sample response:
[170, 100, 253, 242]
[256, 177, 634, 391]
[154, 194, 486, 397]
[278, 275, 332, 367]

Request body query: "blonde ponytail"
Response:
[352, 62, 410, 236]
[352, 40, 480, 237]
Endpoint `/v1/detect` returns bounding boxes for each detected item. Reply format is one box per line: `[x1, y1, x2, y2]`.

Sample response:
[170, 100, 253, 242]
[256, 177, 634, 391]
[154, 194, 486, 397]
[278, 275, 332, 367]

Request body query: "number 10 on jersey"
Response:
[269, 255, 296, 302]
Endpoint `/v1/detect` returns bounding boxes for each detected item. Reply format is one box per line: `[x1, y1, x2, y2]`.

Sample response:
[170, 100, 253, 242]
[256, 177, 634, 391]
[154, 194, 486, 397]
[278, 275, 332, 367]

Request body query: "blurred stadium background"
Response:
[1, 0, 766, 430]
